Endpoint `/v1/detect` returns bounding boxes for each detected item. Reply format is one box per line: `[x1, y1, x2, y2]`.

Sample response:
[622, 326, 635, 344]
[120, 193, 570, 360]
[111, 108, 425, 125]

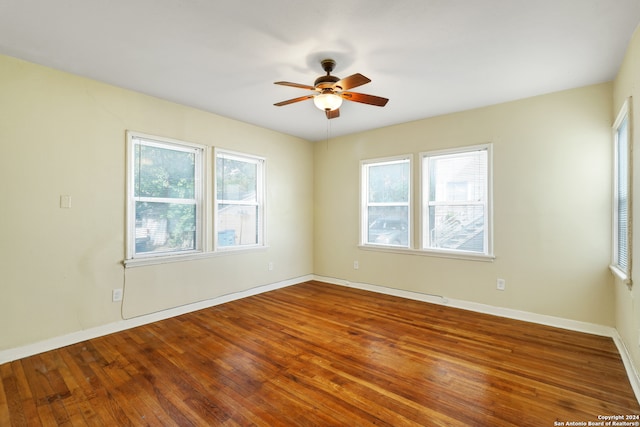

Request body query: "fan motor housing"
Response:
[314, 75, 340, 89]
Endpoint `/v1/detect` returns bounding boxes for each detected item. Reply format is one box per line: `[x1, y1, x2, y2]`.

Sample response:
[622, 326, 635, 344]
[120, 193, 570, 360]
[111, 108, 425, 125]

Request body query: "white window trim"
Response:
[419, 143, 494, 259]
[214, 148, 266, 252]
[360, 154, 413, 248]
[125, 131, 207, 264]
[123, 245, 268, 268]
[610, 98, 632, 285]
[358, 244, 495, 262]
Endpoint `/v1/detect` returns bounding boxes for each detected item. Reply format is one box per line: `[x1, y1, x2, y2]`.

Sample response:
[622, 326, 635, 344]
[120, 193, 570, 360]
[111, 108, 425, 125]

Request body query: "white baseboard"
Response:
[314, 275, 640, 404]
[315, 275, 615, 335]
[0, 275, 312, 365]
[612, 330, 640, 404]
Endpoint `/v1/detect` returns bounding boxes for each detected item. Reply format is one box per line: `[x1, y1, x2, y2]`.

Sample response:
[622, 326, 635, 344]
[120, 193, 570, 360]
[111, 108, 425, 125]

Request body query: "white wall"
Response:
[613, 25, 640, 376]
[314, 82, 614, 326]
[0, 54, 314, 351]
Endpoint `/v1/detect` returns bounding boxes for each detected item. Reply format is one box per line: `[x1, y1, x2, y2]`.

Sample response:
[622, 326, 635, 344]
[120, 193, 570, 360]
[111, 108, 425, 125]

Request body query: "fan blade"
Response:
[325, 109, 340, 119]
[274, 94, 315, 107]
[274, 81, 316, 91]
[341, 91, 389, 107]
[335, 73, 371, 91]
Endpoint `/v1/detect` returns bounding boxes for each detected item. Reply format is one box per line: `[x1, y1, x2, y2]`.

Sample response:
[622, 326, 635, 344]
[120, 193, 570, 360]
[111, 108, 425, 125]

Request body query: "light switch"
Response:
[60, 195, 71, 208]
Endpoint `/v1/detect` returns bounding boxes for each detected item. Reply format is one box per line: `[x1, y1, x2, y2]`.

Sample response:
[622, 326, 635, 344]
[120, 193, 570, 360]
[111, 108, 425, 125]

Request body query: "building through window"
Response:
[422, 145, 492, 256]
[215, 150, 265, 249]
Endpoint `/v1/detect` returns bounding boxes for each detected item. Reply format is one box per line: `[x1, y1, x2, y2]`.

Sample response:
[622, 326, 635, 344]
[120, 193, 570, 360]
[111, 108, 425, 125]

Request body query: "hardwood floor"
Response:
[1, 280, 638, 426]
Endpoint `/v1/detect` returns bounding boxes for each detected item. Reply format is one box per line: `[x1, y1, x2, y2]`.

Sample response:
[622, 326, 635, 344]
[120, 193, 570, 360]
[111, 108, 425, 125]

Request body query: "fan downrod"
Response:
[320, 58, 336, 74]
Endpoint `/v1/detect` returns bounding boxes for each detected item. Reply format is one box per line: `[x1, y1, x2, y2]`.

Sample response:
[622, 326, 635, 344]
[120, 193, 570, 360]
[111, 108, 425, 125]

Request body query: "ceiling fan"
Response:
[274, 59, 389, 119]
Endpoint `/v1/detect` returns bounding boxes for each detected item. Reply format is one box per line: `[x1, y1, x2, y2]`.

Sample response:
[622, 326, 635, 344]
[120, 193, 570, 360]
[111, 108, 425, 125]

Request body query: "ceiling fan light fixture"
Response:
[313, 93, 342, 111]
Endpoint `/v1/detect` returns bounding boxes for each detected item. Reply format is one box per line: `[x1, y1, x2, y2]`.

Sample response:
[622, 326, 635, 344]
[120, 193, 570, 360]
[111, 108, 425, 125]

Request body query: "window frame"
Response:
[214, 148, 266, 251]
[125, 131, 206, 261]
[611, 98, 632, 284]
[360, 155, 413, 249]
[420, 143, 493, 259]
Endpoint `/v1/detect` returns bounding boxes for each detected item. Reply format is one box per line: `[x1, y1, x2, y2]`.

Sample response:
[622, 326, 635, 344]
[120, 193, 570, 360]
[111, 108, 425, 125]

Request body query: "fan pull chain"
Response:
[325, 116, 331, 150]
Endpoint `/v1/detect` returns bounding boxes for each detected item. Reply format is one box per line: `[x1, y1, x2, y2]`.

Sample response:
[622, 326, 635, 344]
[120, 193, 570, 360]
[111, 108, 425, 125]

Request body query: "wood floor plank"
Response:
[57, 348, 110, 427]
[0, 365, 24, 427]
[1, 280, 638, 426]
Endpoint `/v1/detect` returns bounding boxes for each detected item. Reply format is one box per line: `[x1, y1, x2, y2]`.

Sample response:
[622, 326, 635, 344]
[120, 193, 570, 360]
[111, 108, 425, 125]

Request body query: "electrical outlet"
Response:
[496, 278, 506, 291]
[268, 262, 274, 271]
[112, 288, 123, 302]
[353, 261, 359, 270]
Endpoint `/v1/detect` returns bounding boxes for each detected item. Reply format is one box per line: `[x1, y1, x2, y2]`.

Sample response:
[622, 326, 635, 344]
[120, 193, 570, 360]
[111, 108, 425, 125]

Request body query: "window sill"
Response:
[609, 264, 631, 284]
[358, 244, 495, 262]
[124, 245, 268, 268]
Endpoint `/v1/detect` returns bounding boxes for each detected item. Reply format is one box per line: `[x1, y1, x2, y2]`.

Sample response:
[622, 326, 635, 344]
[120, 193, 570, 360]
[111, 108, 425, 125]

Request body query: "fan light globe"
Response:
[314, 93, 343, 111]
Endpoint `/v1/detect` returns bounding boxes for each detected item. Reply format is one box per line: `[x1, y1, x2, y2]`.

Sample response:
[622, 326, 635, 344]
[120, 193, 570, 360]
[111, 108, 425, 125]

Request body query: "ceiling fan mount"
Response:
[320, 58, 336, 73]
[274, 58, 389, 119]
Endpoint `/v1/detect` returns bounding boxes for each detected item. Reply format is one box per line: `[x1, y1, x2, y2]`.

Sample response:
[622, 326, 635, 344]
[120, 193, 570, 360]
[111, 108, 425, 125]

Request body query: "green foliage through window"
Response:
[129, 134, 202, 257]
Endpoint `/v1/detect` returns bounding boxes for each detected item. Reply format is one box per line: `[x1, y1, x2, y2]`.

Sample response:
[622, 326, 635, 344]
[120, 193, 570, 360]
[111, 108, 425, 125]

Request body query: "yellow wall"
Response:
[0, 46, 626, 355]
[0, 54, 314, 350]
[314, 82, 614, 326]
[614, 25, 640, 375]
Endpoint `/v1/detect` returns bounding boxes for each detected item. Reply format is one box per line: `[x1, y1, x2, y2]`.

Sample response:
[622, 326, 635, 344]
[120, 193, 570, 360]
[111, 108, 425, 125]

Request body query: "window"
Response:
[215, 150, 265, 249]
[127, 132, 204, 259]
[422, 144, 492, 256]
[125, 133, 267, 266]
[361, 156, 411, 247]
[612, 99, 631, 280]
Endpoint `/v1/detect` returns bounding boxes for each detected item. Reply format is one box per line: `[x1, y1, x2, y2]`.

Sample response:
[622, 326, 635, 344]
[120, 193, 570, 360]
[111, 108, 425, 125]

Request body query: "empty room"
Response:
[2, 1, 640, 425]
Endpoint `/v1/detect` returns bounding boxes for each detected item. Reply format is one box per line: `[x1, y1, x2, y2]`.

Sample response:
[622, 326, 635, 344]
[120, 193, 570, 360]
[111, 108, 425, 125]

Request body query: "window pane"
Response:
[362, 157, 411, 248]
[217, 204, 258, 246]
[423, 146, 491, 255]
[215, 150, 264, 249]
[367, 206, 409, 246]
[428, 205, 484, 252]
[616, 116, 629, 271]
[135, 144, 195, 199]
[128, 133, 203, 260]
[217, 156, 257, 201]
[368, 161, 410, 203]
[135, 202, 196, 254]
[429, 151, 486, 203]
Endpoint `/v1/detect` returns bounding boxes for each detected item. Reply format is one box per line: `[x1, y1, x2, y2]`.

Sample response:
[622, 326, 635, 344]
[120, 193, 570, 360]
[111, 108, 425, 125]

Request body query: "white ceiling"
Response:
[1, 1, 639, 142]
